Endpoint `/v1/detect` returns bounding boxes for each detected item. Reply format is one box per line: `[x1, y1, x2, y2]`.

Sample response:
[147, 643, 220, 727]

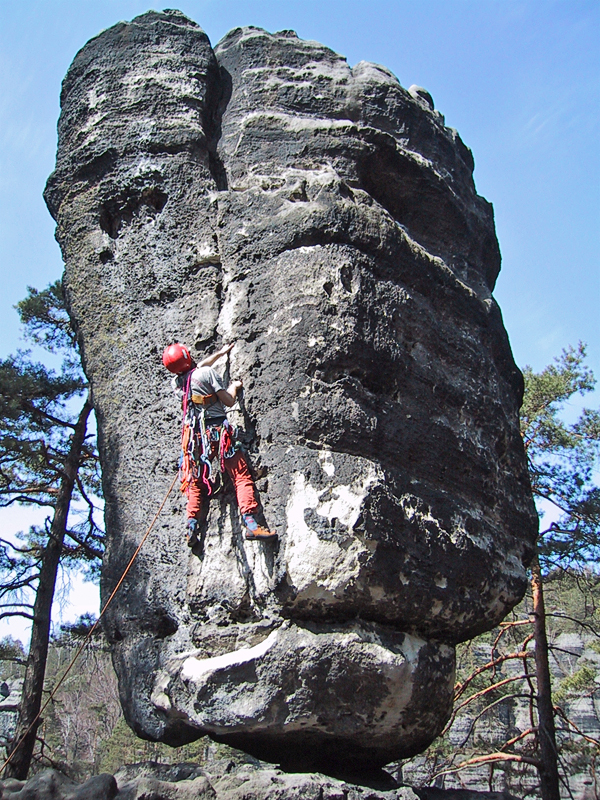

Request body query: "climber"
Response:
[162, 341, 277, 546]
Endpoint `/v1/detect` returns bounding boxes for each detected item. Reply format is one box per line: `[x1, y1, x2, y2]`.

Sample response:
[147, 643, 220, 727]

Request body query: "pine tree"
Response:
[0, 281, 103, 779]
[520, 343, 600, 800]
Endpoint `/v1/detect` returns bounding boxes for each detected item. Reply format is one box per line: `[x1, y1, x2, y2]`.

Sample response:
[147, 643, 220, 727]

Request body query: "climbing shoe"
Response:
[186, 518, 199, 547]
[243, 513, 277, 541]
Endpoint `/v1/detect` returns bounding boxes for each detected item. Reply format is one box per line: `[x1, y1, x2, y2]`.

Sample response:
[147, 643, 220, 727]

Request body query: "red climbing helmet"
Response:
[162, 343, 193, 374]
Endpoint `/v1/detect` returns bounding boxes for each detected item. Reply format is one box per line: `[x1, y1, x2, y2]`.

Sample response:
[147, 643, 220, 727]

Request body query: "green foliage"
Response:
[0, 280, 98, 512]
[96, 718, 145, 775]
[0, 352, 87, 508]
[97, 719, 209, 776]
[0, 279, 102, 532]
[16, 281, 77, 355]
[542, 568, 600, 637]
[554, 665, 597, 705]
[0, 637, 27, 681]
[521, 343, 600, 569]
[36, 637, 121, 780]
[55, 613, 101, 642]
[0, 637, 26, 663]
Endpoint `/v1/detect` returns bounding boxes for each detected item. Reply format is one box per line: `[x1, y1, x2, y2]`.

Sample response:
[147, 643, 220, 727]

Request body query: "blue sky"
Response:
[1, 0, 598, 373]
[0, 0, 598, 641]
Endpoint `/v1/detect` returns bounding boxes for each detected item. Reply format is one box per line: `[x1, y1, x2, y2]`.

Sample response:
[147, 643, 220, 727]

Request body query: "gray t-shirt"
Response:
[190, 366, 227, 422]
[173, 366, 228, 422]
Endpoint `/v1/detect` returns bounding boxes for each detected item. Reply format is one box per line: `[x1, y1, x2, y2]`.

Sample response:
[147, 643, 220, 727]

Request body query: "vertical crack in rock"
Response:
[45, 12, 538, 774]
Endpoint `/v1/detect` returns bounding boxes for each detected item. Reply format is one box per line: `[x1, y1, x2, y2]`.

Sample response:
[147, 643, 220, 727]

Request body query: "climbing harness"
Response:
[0, 471, 179, 779]
[191, 392, 217, 406]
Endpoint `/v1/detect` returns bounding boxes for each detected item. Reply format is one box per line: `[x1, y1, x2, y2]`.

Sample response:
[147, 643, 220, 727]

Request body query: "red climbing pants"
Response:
[186, 445, 258, 520]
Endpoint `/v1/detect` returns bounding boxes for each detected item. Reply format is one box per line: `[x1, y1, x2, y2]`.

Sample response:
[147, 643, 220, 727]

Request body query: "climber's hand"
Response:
[219, 342, 235, 357]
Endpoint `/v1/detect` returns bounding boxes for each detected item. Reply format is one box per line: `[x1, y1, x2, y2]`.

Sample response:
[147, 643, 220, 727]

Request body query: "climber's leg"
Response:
[186, 479, 204, 520]
[225, 451, 277, 540]
[224, 451, 257, 515]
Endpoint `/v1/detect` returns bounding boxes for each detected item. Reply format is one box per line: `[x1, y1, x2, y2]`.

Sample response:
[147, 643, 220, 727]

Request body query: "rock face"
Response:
[45, 10, 537, 773]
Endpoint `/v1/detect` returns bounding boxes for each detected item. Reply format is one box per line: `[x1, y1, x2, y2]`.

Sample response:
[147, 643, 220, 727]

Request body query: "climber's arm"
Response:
[198, 342, 234, 368]
[217, 379, 243, 407]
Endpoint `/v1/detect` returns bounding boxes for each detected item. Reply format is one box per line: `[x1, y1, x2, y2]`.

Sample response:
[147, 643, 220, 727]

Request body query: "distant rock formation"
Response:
[0, 679, 22, 753]
[45, 10, 537, 773]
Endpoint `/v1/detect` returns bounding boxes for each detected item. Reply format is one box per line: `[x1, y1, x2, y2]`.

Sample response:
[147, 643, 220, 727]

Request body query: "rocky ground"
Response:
[0, 760, 520, 800]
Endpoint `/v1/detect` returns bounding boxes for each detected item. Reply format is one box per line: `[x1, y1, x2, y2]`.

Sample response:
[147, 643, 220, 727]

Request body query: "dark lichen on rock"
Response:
[45, 10, 537, 774]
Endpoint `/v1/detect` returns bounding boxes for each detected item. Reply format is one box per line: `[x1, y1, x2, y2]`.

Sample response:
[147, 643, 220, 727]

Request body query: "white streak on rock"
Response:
[218, 280, 246, 340]
[318, 451, 335, 476]
[151, 671, 172, 711]
[181, 628, 280, 682]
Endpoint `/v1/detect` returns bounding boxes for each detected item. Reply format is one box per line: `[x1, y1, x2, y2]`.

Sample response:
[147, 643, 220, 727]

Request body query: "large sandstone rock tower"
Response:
[45, 10, 537, 773]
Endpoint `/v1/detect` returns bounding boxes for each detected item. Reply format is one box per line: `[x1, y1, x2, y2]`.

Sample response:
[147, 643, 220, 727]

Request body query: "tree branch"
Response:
[63, 529, 103, 560]
[454, 639, 534, 702]
[430, 752, 541, 781]
[0, 611, 34, 622]
[545, 612, 600, 637]
[554, 706, 600, 747]
[0, 495, 56, 507]
[459, 694, 536, 748]
[500, 727, 537, 750]
[444, 673, 535, 735]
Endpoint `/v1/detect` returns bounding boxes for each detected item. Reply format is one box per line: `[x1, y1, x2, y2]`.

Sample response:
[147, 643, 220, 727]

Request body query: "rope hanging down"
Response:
[0, 471, 179, 778]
